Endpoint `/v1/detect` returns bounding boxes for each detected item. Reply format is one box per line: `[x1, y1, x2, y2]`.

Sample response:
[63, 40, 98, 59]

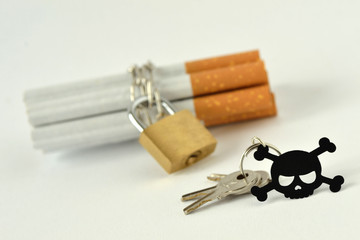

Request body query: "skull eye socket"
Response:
[299, 171, 317, 184]
[278, 175, 295, 186]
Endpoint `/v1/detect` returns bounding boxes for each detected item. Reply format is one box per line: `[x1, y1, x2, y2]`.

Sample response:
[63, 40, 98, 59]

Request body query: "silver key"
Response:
[182, 170, 259, 214]
[207, 170, 270, 195]
[255, 170, 271, 188]
[232, 170, 271, 195]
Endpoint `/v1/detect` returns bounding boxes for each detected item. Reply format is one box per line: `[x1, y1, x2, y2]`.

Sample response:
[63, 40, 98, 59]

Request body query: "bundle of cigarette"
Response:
[24, 50, 277, 152]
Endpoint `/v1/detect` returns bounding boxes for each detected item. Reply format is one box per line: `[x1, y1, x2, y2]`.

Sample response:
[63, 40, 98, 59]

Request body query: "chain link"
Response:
[128, 62, 165, 126]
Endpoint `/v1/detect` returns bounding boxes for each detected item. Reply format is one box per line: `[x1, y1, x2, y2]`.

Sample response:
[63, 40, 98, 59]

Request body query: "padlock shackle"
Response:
[128, 96, 177, 132]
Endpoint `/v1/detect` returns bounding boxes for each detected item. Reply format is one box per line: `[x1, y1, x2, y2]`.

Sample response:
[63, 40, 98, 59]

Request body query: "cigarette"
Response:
[32, 84, 275, 152]
[26, 60, 267, 126]
[193, 84, 276, 126]
[184, 50, 259, 73]
[24, 50, 259, 103]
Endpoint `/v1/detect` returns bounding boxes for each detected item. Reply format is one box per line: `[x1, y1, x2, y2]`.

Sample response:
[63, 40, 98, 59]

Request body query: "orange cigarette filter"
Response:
[194, 84, 276, 127]
[190, 60, 268, 97]
[185, 50, 260, 73]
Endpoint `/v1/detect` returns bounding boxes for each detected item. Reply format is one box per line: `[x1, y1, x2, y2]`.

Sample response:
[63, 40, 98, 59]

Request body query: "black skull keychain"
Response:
[250, 137, 345, 201]
[181, 137, 344, 214]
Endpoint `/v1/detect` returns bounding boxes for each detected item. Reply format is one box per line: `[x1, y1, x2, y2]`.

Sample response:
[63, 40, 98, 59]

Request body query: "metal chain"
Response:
[128, 62, 165, 127]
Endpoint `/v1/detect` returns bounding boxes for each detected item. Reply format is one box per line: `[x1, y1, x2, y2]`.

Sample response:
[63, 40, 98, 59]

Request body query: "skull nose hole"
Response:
[185, 151, 202, 165]
[295, 185, 302, 190]
[237, 173, 249, 180]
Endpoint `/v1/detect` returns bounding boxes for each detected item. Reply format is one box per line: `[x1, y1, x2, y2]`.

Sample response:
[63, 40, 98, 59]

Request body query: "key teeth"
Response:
[251, 186, 268, 202]
[319, 137, 336, 153]
[254, 145, 269, 161]
[329, 175, 345, 192]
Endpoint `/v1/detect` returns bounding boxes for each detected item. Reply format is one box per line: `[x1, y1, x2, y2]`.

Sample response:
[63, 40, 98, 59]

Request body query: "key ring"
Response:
[239, 137, 281, 184]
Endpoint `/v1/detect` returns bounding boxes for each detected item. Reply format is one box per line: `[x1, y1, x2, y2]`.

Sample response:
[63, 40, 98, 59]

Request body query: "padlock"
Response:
[128, 96, 217, 173]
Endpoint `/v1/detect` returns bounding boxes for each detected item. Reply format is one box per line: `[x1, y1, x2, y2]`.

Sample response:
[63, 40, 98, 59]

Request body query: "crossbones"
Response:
[251, 137, 345, 201]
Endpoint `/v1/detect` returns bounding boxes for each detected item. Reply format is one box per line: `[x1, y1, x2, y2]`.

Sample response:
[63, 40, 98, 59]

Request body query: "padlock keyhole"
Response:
[186, 151, 202, 166]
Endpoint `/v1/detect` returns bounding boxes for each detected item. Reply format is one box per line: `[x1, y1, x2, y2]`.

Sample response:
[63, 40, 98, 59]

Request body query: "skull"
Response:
[251, 137, 344, 202]
[271, 151, 322, 199]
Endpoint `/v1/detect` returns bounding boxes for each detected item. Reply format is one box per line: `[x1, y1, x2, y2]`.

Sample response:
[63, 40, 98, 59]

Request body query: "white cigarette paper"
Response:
[32, 98, 195, 152]
[24, 63, 186, 103]
[25, 65, 191, 127]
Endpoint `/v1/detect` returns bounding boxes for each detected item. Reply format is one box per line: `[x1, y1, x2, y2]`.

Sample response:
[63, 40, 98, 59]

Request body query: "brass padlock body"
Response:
[139, 110, 217, 173]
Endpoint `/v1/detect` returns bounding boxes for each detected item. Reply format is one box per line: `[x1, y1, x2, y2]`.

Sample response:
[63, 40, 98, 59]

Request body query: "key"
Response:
[181, 186, 216, 201]
[182, 170, 257, 202]
[207, 173, 228, 181]
[207, 170, 271, 196]
[230, 170, 271, 196]
[182, 170, 259, 214]
[255, 170, 271, 188]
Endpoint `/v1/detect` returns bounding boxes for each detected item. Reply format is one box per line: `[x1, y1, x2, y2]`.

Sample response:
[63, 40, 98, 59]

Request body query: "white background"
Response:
[1, 0, 360, 239]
